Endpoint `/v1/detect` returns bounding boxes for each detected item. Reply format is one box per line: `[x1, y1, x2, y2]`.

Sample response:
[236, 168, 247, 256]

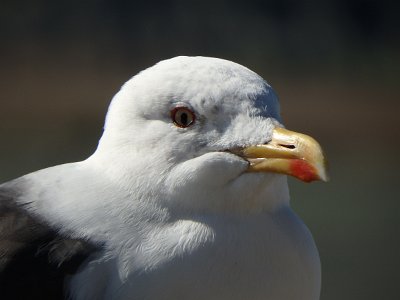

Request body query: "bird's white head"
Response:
[91, 56, 327, 215]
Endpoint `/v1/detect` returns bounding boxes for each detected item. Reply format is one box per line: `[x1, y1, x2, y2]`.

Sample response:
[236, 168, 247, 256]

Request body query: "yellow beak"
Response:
[233, 127, 328, 182]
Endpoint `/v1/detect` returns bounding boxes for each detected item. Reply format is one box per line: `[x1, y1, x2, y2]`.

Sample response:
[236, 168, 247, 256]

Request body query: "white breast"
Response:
[70, 206, 320, 300]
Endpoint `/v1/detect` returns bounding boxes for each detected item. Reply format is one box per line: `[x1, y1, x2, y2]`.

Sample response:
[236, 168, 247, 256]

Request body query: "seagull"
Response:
[0, 56, 327, 300]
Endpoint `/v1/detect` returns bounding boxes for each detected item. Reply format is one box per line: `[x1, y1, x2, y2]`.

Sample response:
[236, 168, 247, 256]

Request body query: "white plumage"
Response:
[0, 56, 324, 300]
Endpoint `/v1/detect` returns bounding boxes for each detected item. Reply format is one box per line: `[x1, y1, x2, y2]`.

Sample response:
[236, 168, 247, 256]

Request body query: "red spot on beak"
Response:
[290, 159, 319, 182]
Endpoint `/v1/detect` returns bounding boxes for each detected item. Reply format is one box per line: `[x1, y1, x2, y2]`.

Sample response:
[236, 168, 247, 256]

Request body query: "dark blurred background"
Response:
[0, 0, 399, 299]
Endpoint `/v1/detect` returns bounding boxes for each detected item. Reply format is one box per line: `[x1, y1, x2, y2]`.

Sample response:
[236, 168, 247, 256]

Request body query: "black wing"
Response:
[0, 180, 100, 300]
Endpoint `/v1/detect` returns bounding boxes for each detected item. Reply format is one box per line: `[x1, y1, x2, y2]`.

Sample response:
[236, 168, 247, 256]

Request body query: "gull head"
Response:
[92, 56, 327, 214]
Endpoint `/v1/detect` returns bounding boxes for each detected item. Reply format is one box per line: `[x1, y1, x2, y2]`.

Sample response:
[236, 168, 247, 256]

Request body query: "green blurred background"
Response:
[0, 0, 399, 299]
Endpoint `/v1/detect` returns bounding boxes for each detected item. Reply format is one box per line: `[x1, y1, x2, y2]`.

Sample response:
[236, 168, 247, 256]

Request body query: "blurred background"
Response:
[0, 0, 398, 299]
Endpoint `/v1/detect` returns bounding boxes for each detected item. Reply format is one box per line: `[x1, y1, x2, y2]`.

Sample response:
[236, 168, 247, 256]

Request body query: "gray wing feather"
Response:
[0, 180, 100, 299]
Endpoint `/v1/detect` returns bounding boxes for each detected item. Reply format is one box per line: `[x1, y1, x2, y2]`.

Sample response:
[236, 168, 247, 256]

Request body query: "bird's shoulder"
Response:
[0, 175, 101, 300]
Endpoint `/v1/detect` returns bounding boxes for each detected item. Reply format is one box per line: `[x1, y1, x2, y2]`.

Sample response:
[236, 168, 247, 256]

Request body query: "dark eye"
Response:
[170, 106, 196, 128]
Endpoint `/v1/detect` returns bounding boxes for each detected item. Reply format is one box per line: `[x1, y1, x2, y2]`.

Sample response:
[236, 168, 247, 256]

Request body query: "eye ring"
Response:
[170, 106, 196, 128]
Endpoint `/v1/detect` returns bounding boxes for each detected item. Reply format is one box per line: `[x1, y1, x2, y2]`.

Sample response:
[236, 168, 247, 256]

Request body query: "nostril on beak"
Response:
[278, 144, 296, 149]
